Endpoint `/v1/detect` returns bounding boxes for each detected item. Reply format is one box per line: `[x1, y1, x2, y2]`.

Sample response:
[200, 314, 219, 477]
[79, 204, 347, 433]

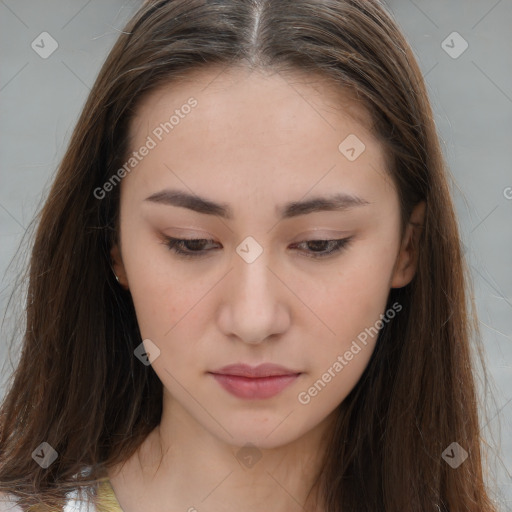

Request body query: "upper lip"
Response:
[209, 363, 301, 378]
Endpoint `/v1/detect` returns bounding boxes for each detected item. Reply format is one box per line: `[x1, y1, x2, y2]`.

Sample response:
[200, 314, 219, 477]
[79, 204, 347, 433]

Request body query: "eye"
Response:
[162, 236, 353, 259]
[290, 238, 353, 259]
[163, 237, 220, 259]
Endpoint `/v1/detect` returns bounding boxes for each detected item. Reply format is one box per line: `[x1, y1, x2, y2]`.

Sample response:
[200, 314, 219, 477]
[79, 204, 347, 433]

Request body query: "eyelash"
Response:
[162, 236, 353, 260]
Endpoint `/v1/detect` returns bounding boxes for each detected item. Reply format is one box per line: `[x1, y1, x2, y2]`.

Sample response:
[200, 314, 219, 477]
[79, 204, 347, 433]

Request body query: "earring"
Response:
[111, 266, 120, 283]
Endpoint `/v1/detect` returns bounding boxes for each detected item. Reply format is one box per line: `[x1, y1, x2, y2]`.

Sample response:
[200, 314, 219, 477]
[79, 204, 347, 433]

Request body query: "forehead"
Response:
[123, 66, 394, 216]
[130, 65, 376, 140]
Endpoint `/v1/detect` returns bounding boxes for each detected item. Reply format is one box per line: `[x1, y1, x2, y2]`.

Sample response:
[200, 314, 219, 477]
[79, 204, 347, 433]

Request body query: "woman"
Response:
[0, 0, 498, 510]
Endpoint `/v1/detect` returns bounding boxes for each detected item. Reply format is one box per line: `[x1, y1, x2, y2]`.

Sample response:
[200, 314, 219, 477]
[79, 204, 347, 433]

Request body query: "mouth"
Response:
[208, 363, 302, 400]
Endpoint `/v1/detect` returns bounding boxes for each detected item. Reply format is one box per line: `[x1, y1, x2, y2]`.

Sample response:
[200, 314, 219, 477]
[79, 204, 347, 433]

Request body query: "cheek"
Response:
[126, 265, 205, 383]
[118, 227, 186, 341]
[297, 236, 397, 338]
[126, 260, 202, 343]
[295, 237, 398, 400]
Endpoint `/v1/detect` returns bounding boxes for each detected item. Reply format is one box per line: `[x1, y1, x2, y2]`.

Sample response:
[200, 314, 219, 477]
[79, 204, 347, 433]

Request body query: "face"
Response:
[111, 66, 423, 449]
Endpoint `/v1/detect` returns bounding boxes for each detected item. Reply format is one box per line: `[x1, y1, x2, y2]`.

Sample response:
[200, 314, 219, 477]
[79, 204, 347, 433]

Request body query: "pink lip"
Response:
[209, 363, 301, 400]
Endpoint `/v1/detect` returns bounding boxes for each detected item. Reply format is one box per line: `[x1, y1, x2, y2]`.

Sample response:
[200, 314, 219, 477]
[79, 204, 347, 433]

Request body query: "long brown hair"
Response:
[0, 0, 498, 510]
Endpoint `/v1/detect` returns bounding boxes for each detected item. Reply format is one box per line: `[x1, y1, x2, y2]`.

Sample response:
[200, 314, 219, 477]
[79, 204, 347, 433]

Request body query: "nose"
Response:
[217, 247, 291, 345]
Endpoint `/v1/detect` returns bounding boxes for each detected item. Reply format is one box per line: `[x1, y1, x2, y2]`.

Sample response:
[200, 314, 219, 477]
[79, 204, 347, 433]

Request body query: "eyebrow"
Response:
[144, 189, 370, 220]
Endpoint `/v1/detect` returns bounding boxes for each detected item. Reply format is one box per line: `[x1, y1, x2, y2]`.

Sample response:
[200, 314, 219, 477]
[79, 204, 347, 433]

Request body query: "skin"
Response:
[109, 65, 425, 512]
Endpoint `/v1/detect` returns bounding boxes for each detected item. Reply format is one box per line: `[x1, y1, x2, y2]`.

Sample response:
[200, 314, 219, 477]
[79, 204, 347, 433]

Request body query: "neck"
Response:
[122, 396, 337, 512]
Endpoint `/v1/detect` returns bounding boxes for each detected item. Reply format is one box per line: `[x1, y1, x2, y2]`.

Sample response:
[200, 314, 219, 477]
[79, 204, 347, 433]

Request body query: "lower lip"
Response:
[210, 373, 300, 399]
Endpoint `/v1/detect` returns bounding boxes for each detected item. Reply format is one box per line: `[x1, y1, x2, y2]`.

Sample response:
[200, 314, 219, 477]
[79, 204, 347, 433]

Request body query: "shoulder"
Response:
[0, 468, 101, 511]
[0, 489, 98, 511]
[0, 493, 22, 512]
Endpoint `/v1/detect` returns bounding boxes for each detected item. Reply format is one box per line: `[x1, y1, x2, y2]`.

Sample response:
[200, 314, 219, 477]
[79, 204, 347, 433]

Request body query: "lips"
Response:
[208, 363, 302, 400]
[211, 363, 300, 378]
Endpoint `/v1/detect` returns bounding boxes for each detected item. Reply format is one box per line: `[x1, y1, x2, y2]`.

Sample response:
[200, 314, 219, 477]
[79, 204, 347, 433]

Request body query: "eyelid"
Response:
[161, 235, 354, 260]
[292, 230, 351, 240]
[163, 227, 214, 237]
[163, 228, 351, 239]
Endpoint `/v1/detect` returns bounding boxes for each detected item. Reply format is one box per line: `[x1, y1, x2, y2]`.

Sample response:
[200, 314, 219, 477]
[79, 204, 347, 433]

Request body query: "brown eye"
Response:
[290, 238, 353, 259]
[163, 237, 220, 258]
[162, 236, 353, 260]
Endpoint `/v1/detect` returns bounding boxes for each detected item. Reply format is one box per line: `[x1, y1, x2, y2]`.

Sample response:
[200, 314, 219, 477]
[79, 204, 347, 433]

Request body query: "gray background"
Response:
[0, 0, 511, 509]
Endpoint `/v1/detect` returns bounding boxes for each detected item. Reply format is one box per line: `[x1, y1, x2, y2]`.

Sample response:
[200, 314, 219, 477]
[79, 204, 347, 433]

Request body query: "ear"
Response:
[390, 201, 426, 289]
[110, 243, 129, 289]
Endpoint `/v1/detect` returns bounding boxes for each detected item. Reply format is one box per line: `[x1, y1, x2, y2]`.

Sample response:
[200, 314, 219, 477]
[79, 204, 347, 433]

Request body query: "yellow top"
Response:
[95, 478, 124, 512]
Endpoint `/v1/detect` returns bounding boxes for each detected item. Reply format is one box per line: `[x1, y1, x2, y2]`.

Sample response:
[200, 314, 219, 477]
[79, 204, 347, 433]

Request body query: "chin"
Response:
[210, 413, 318, 450]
